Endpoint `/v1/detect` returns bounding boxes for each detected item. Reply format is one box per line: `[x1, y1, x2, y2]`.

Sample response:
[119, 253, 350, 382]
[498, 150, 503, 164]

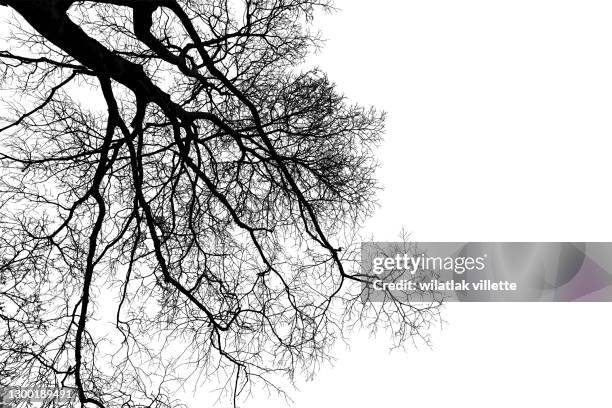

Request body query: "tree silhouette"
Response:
[0, 1, 441, 406]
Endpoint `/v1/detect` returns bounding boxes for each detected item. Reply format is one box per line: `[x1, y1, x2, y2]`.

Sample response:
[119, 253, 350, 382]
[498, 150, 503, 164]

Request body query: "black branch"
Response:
[0, 1, 441, 406]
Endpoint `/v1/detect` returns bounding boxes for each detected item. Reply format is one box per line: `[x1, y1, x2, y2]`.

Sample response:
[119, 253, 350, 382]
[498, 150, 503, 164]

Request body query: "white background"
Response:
[250, 1, 612, 407]
[4, 1, 612, 407]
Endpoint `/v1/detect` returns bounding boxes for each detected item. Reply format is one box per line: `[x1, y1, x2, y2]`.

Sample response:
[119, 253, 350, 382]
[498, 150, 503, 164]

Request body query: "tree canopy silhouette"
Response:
[0, 1, 440, 406]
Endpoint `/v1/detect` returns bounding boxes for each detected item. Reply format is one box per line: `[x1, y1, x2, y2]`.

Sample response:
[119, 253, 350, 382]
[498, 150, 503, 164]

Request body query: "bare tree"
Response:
[0, 1, 441, 406]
